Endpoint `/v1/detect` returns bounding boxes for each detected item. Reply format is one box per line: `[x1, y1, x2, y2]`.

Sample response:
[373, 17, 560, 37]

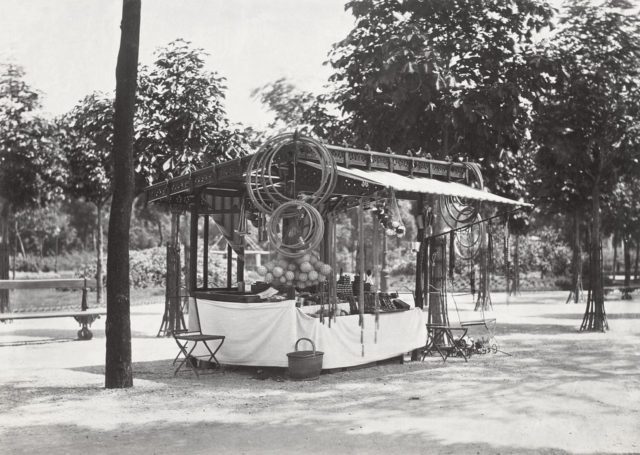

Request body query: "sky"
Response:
[0, 0, 355, 129]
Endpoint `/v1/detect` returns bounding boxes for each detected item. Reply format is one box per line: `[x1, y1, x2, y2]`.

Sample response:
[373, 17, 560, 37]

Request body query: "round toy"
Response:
[319, 263, 332, 276]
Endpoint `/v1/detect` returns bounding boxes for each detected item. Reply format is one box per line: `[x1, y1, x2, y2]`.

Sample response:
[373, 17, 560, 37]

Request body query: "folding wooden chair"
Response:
[173, 298, 225, 378]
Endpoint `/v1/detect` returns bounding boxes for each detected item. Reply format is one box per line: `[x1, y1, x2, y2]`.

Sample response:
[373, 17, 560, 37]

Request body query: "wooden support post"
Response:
[203, 215, 209, 289]
[237, 240, 245, 284]
[414, 196, 425, 309]
[326, 214, 337, 316]
[227, 244, 233, 289]
[189, 201, 198, 294]
[380, 230, 389, 292]
[372, 217, 379, 293]
[358, 202, 365, 319]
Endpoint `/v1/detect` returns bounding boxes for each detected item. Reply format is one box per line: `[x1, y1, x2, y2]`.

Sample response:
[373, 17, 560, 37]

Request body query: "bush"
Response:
[76, 247, 167, 288]
[15, 251, 96, 273]
[554, 276, 572, 290]
[129, 247, 167, 288]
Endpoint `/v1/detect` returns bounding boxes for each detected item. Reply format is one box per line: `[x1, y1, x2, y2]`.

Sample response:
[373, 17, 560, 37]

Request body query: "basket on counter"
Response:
[287, 337, 324, 380]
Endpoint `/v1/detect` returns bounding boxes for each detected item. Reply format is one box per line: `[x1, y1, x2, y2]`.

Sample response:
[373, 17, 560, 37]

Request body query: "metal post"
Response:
[227, 244, 233, 289]
[203, 215, 209, 289]
[237, 240, 245, 284]
[189, 201, 198, 294]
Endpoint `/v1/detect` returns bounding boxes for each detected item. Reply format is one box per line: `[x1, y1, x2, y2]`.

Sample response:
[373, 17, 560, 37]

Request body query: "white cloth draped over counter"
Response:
[190, 299, 427, 369]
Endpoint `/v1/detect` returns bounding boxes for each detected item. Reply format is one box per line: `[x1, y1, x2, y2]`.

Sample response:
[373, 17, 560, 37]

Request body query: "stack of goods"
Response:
[254, 250, 332, 291]
[351, 274, 362, 296]
[336, 274, 352, 298]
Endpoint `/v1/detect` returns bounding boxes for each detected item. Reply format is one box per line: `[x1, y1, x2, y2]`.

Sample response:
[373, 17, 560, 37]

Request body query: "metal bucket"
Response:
[287, 337, 324, 380]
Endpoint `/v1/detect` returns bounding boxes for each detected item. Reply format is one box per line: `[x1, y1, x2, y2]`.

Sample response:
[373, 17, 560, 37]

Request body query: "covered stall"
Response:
[145, 133, 528, 369]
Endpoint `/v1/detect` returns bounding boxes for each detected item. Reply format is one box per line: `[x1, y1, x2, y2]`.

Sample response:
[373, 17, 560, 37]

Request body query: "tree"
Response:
[14, 205, 69, 262]
[602, 180, 640, 294]
[329, 0, 553, 192]
[532, 140, 591, 303]
[63, 92, 114, 304]
[0, 64, 65, 310]
[135, 39, 250, 185]
[328, 0, 553, 320]
[105, 0, 140, 389]
[251, 78, 351, 143]
[533, 0, 640, 331]
[134, 39, 251, 335]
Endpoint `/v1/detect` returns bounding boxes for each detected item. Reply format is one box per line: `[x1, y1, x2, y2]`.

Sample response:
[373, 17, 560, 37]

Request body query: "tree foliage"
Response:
[135, 39, 250, 185]
[0, 64, 65, 213]
[62, 92, 114, 206]
[329, 0, 554, 197]
[251, 78, 352, 143]
[533, 0, 640, 205]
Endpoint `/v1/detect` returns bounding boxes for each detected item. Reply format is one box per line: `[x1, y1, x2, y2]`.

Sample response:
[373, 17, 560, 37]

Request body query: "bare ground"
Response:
[1, 291, 639, 455]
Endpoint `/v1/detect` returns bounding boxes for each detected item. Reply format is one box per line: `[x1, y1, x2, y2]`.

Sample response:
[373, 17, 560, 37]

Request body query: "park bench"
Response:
[603, 285, 640, 299]
[0, 278, 105, 340]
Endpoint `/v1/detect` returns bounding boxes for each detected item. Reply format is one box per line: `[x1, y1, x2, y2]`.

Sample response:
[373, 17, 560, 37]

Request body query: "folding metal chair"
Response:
[173, 298, 225, 378]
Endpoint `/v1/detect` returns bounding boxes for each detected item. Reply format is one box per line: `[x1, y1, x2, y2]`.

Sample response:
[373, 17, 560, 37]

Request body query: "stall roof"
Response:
[327, 163, 531, 206]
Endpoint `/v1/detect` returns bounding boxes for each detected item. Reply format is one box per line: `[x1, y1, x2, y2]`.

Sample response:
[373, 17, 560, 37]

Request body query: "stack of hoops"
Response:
[440, 162, 485, 260]
[245, 133, 337, 257]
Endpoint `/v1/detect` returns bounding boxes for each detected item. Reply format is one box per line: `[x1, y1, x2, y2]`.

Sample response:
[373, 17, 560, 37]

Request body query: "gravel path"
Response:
[1, 291, 639, 454]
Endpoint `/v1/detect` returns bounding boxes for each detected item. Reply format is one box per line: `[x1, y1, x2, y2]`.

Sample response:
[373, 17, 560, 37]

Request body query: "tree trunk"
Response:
[623, 237, 631, 299]
[157, 211, 182, 337]
[567, 212, 583, 303]
[504, 221, 510, 300]
[624, 237, 631, 286]
[12, 219, 17, 279]
[511, 234, 520, 295]
[427, 196, 449, 326]
[105, 0, 140, 389]
[156, 220, 163, 246]
[475, 226, 493, 311]
[612, 234, 618, 282]
[635, 242, 639, 281]
[0, 201, 10, 312]
[96, 202, 104, 305]
[581, 184, 607, 332]
[16, 229, 26, 258]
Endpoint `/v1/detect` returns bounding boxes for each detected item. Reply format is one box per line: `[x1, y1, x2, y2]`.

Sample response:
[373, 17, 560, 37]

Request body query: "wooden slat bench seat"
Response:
[0, 279, 103, 340]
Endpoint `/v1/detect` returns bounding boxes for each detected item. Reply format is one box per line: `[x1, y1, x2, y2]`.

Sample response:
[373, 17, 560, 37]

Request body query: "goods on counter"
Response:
[255, 250, 332, 290]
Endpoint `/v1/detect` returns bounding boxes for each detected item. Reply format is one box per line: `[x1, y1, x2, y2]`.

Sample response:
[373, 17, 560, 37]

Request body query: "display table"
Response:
[190, 299, 427, 369]
[298, 302, 350, 315]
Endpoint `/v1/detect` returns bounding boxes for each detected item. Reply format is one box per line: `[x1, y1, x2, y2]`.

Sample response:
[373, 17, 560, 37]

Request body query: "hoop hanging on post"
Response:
[267, 200, 324, 258]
